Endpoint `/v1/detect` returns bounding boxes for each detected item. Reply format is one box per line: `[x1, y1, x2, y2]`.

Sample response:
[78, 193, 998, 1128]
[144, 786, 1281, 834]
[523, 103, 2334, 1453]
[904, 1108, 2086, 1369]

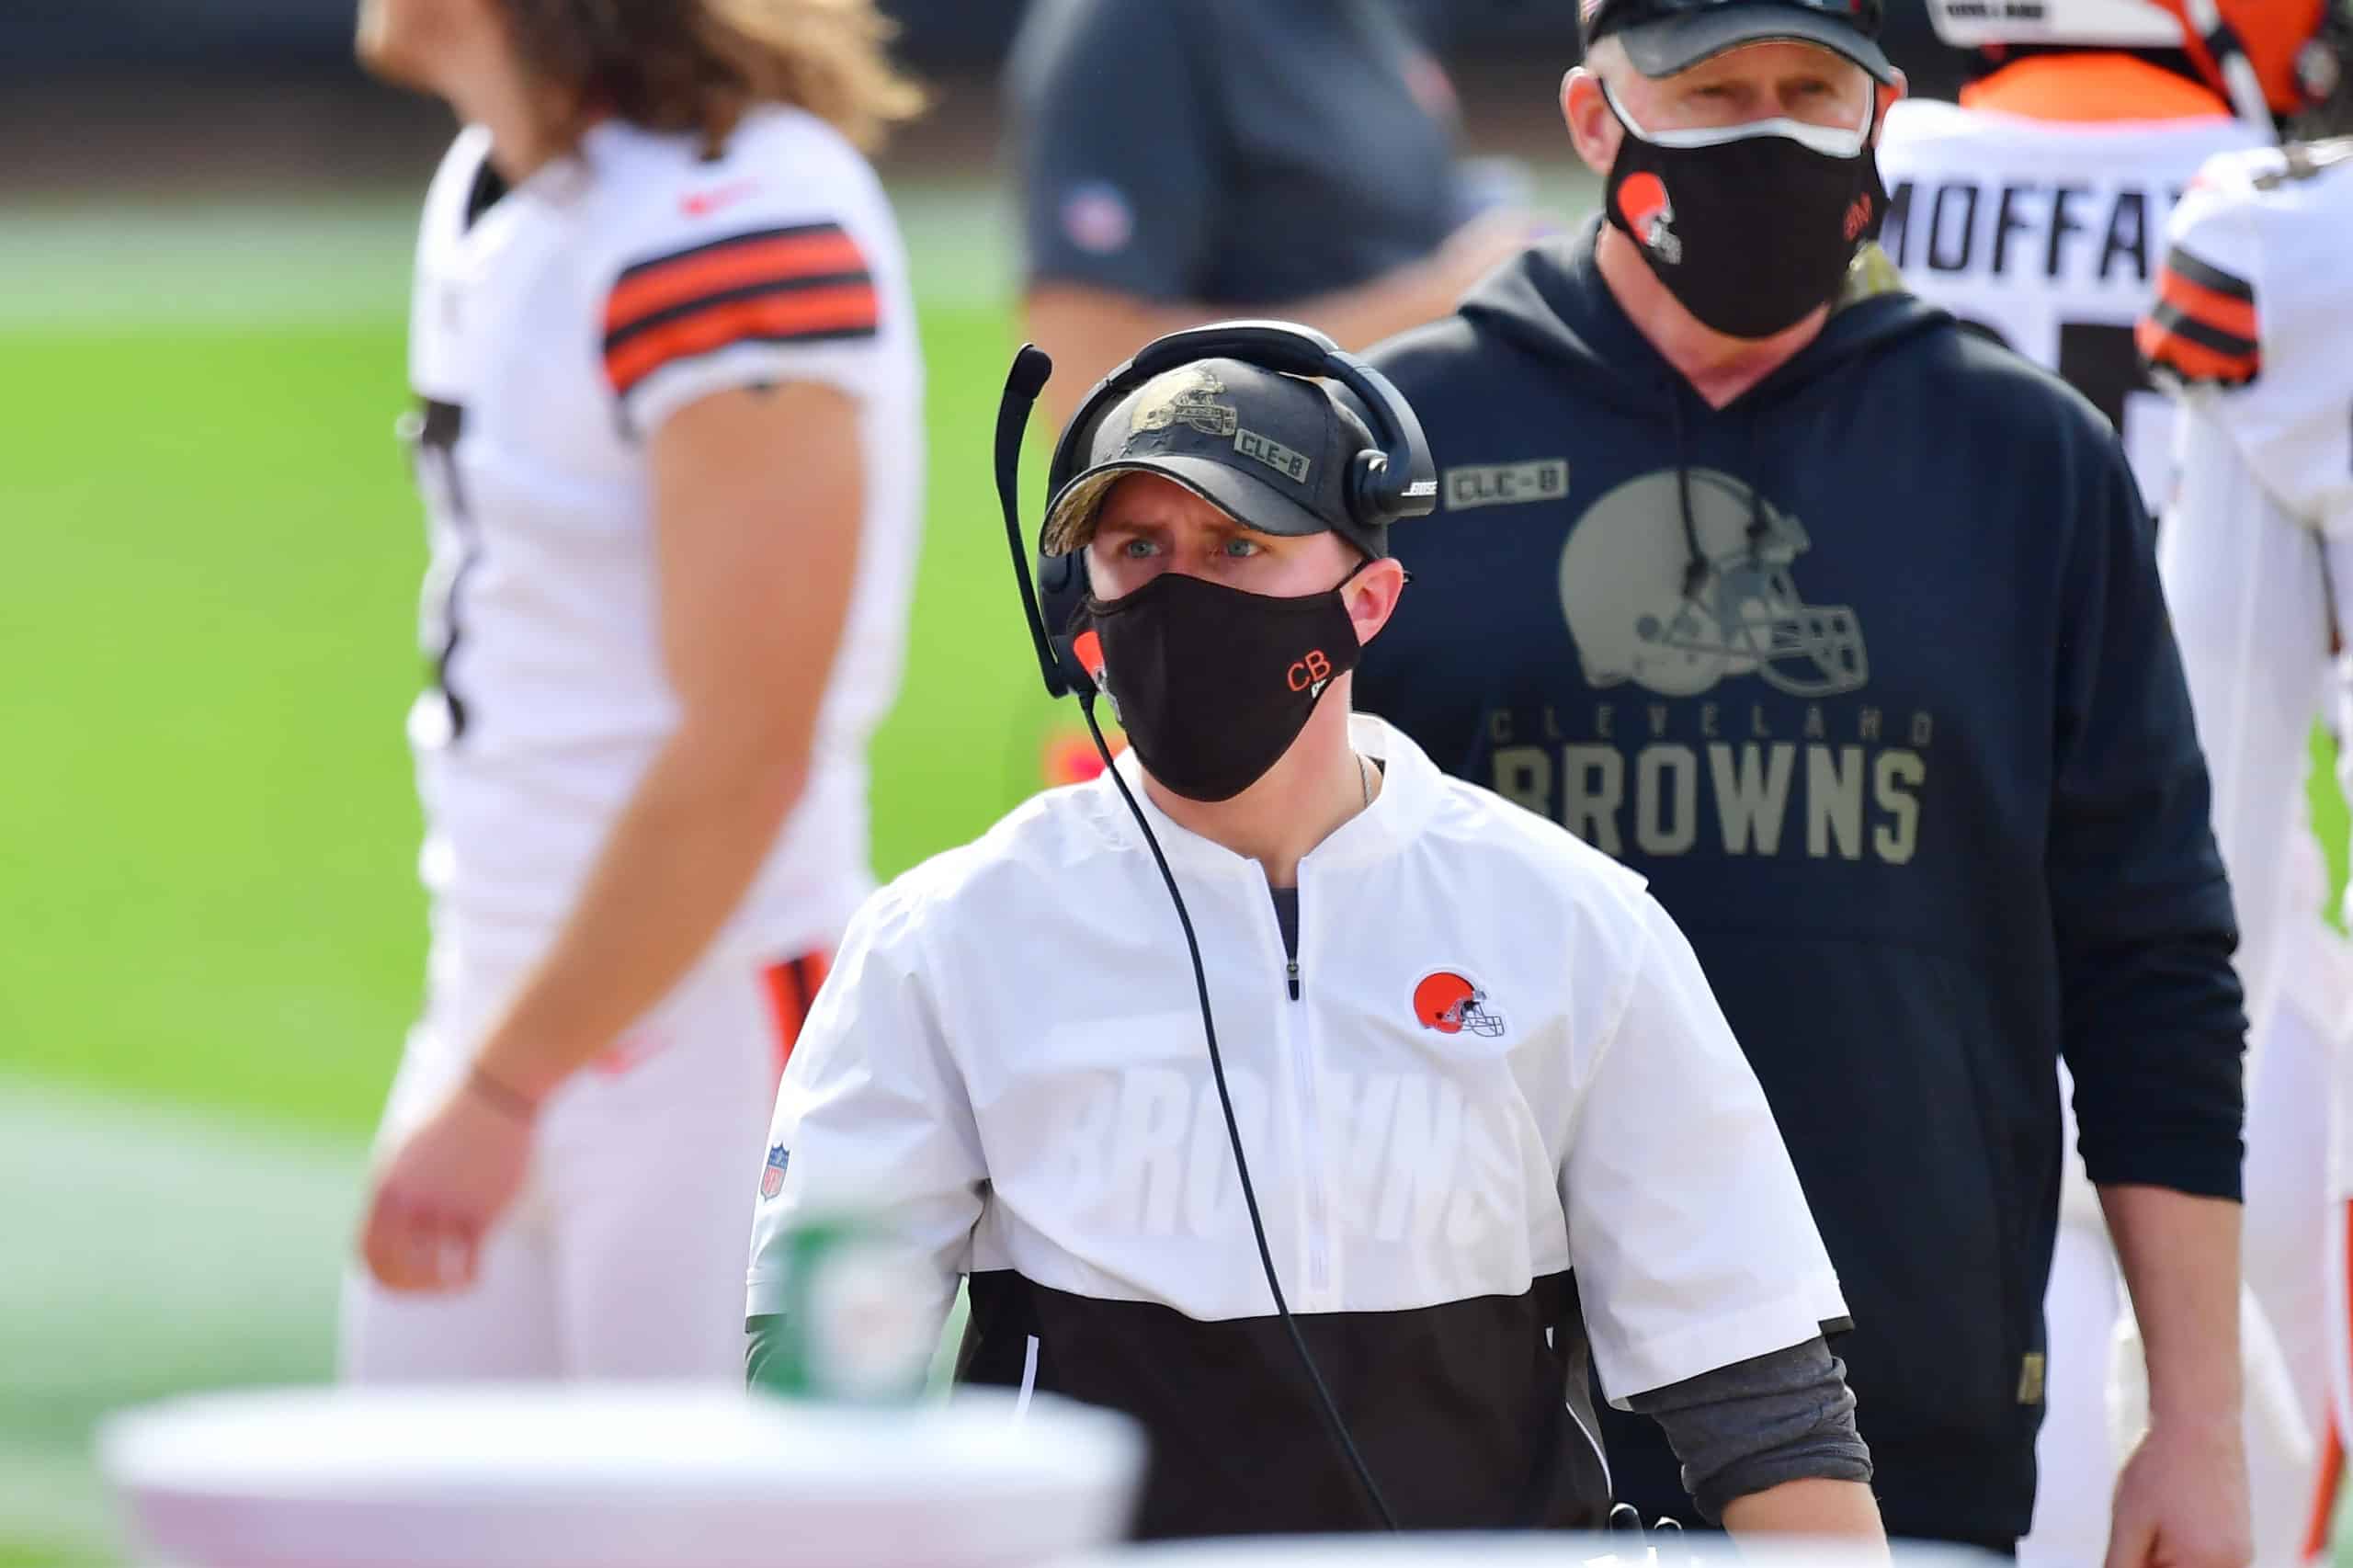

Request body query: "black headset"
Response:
[1000, 320, 1438, 702]
[989, 323, 1439, 1534]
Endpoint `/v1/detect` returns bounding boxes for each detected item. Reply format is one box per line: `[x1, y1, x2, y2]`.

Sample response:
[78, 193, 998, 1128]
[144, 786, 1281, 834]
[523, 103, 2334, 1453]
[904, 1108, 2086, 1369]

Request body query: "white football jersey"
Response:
[401, 108, 923, 963]
[1876, 97, 2264, 506]
[2145, 137, 2353, 1043]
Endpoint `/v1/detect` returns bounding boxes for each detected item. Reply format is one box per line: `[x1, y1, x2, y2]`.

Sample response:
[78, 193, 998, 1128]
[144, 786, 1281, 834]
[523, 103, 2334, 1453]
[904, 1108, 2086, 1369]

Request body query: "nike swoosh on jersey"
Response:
[680, 180, 764, 218]
[602, 222, 879, 400]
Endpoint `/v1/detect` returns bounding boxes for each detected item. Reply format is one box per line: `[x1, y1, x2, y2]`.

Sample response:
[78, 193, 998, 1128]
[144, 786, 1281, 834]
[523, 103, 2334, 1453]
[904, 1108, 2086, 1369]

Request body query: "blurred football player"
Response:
[1875, 0, 2308, 507]
[1006, 0, 1550, 787]
[1006, 0, 1545, 428]
[2143, 106, 2353, 1562]
[1878, 7, 2353, 1564]
[341, 0, 924, 1380]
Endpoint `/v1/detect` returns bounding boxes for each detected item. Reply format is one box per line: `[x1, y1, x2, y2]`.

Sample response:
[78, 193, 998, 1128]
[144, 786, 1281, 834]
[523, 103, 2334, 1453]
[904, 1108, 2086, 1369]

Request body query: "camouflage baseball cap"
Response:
[1040, 358, 1388, 562]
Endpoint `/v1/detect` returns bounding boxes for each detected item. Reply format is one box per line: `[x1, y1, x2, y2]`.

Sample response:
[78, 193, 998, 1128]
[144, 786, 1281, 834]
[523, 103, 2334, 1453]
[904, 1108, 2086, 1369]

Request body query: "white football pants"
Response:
[340, 934, 829, 1381]
[2022, 985, 2340, 1568]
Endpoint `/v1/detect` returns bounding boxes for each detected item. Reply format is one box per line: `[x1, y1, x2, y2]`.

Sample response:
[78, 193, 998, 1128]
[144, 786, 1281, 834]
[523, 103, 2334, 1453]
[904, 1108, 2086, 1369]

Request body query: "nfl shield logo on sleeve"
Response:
[760, 1143, 790, 1200]
[1060, 182, 1134, 256]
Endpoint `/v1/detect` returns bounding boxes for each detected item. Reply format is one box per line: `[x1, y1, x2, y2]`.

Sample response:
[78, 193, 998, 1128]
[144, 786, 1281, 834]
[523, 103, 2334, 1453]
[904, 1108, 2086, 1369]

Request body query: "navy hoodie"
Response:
[1358, 222, 2245, 1546]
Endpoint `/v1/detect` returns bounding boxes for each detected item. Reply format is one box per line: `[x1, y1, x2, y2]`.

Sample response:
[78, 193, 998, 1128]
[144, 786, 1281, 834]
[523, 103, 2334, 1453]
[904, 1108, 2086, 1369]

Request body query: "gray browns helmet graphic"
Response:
[1559, 467, 1868, 699]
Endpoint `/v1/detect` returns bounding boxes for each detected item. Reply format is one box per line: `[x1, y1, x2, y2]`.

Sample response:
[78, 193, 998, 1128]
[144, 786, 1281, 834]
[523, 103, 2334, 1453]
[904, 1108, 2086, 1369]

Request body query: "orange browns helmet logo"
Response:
[1072, 628, 1107, 684]
[1842, 190, 1876, 244]
[1413, 971, 1506, 1038]
[1616, 172, 1684, 265]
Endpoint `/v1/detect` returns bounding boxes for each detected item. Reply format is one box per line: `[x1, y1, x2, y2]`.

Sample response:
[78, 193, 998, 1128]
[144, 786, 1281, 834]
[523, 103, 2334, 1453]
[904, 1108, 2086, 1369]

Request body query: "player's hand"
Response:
[358, 1075, 536, 1293]
[2104, 1415, 2252, 1568]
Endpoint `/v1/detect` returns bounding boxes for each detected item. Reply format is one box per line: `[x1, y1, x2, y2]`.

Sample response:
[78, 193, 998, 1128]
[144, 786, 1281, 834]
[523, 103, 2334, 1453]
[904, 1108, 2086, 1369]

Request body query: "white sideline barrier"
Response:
[98, 1385, 1143, 1568]
[1086, 1538, 2004, 1566]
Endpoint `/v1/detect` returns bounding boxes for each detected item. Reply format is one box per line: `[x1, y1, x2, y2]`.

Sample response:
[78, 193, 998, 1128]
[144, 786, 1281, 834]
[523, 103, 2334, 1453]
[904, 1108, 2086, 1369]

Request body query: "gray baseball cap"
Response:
[1584, 0, 1899, 86]
[1040, 358, 1388, 562]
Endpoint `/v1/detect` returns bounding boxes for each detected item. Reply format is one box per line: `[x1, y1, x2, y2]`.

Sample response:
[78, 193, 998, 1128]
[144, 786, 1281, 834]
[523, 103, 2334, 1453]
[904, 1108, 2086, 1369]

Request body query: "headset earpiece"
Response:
[1322, 348, 1438, 528]
[1016, 320, 1437, 703]
[1347, 450, 1396, 528]
[1035, 551, 1097, 699]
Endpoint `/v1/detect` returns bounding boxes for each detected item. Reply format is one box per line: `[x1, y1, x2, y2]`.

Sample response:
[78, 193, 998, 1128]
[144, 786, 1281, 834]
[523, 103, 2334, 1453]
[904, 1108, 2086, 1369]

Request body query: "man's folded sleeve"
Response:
[1624, 1336, 1872, 1522]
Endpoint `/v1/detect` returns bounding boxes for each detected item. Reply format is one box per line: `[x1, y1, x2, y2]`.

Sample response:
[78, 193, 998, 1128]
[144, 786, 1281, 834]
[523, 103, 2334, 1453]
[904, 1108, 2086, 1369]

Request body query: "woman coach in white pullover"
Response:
[746, 330, 1887, 1545]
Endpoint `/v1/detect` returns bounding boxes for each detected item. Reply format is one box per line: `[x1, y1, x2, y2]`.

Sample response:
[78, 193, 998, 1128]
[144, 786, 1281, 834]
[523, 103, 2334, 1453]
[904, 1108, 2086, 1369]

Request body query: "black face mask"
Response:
[1601, 84, 1888, 341]
[1076, 567, 1364, 803]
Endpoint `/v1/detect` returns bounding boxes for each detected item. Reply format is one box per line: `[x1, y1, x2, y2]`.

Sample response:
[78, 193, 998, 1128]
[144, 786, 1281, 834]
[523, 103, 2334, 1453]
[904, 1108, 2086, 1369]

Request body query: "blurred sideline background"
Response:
[0, 5, 2337, 1564]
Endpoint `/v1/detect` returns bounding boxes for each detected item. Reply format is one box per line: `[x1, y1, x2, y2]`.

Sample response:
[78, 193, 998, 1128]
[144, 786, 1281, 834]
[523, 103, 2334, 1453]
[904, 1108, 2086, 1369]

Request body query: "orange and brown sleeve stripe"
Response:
[762, 951, 833, 1081]
[2135, 244, 2260, 387]
[602, 222, 878, 401]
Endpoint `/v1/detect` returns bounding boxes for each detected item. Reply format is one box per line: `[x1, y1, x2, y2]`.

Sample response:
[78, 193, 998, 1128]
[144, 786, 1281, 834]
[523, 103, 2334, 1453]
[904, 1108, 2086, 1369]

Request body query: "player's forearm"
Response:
[472, 721, 810, 1102]
[2101, 1183, 2245, 1424]
[1720, 1478, 1887, 1546]
[1286, 258, 1468, 358]
[1027, 263, 1454, 423]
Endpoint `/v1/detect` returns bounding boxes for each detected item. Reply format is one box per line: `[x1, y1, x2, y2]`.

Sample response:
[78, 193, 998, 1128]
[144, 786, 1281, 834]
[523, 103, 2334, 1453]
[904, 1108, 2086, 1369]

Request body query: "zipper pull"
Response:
[1287, 959, 1302, 1002]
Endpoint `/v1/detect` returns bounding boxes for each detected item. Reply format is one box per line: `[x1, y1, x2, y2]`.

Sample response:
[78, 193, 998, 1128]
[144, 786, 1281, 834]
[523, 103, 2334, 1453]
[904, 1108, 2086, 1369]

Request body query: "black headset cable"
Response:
[995, 342, 1397, 1530]
[1077, 690, 1400, 1533]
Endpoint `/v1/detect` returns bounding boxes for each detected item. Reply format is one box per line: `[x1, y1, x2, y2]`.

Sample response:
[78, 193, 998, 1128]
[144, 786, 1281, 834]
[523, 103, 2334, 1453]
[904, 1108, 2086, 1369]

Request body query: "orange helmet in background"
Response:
[1927, 0, 2349, 127]
[2160, 0, 2331, 119]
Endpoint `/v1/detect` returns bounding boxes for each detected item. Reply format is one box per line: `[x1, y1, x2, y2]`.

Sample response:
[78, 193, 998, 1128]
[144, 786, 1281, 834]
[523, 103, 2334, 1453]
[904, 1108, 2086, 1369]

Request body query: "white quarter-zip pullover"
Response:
[748, 714, 1846, 1533]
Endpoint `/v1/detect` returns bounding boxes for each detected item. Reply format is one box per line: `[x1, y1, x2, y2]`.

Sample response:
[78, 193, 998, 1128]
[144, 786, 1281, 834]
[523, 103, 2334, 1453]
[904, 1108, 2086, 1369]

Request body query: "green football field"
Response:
[1, 185, 2345, 1563]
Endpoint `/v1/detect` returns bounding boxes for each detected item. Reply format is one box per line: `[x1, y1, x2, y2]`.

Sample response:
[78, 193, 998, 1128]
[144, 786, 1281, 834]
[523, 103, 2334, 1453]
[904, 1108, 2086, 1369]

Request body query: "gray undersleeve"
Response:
[1622, 1335, 1872, 1522]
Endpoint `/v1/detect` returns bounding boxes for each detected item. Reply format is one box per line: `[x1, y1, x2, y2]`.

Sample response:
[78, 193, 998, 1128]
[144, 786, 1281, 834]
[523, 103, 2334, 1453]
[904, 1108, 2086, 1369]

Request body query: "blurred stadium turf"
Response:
[0, 190, 2345, 1562]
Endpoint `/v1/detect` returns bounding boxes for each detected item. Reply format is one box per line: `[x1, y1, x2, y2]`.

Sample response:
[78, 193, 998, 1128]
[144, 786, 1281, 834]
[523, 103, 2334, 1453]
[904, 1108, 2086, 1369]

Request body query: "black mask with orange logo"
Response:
[1074, 567, 1365, 803]
[1600, 82, 1888, 341]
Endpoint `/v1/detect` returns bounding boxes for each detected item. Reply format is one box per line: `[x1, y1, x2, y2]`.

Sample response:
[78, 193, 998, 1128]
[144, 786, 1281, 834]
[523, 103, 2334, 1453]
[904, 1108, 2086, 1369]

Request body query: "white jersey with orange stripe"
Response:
[1874, 96, 2264, 508]
[401, 108, 923, 964]
[2146, 141, 2353, 1532]
[2145, 135, 2353, 1081]
[2144, 138, 2353, 544]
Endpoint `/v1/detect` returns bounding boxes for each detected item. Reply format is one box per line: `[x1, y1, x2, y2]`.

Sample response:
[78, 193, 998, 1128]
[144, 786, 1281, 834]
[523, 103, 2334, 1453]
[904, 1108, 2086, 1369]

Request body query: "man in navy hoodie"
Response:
[1358, 0, 2252, 1561]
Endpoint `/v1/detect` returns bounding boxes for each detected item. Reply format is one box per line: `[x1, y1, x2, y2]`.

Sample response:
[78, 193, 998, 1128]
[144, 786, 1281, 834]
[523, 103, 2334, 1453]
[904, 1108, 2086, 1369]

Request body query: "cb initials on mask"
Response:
[1289, 650, 1336, 693]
